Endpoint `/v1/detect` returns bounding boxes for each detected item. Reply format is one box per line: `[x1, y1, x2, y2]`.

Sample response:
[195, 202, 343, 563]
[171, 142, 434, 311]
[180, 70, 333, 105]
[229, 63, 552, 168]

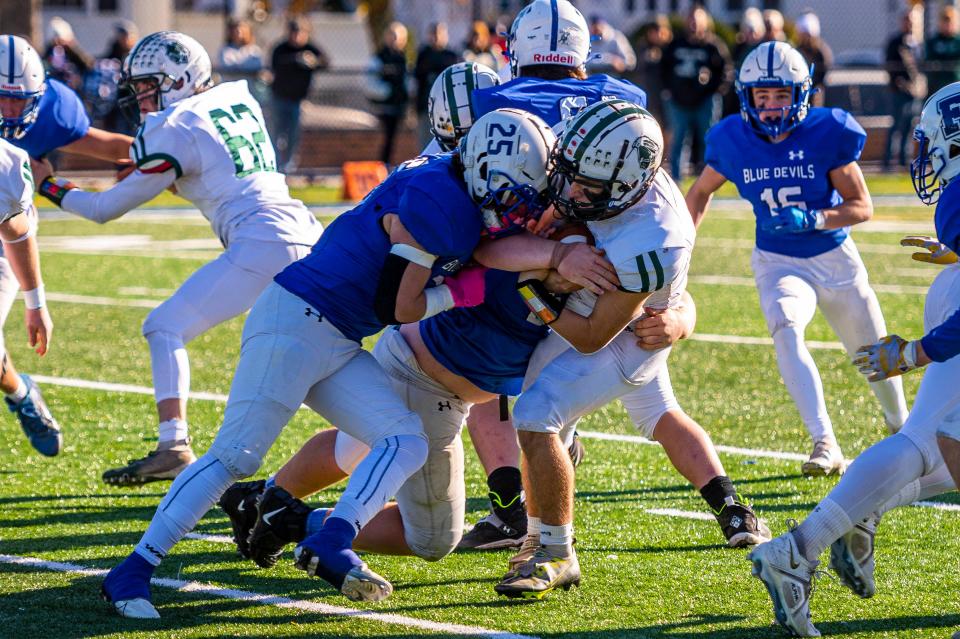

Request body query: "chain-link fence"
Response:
[40, 0, 958, 173]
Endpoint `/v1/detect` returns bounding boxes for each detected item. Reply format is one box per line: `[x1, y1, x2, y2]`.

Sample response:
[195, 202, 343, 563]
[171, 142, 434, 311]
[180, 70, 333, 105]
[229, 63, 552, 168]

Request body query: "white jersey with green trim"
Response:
[131, 81, 318, 246]
[565, 169, 696, 318]
[0, 139, 35, 225]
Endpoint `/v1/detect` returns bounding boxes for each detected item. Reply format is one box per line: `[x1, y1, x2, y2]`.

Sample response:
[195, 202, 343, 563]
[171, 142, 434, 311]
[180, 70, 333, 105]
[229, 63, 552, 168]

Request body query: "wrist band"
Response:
[38, 175, 78, 208]
[23, 286, 45, 310]
[903, 340, 919, 368]
[517, 278, 565, 325]
[813, 210, 826, 230]
[423, 284, 455, 319]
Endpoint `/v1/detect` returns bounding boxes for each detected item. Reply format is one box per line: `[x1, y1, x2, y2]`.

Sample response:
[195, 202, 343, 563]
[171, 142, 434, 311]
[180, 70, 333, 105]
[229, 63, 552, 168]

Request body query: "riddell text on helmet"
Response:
[532, 53, 575, 64]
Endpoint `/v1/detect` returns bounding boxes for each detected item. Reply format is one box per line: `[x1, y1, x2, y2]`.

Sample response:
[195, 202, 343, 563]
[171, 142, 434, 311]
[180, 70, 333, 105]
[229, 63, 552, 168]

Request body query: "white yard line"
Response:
[696, 237, 913, 255]
[0, 553, 536, 639]
[689, 274, 928, 296]
[686, 332, 844, 350]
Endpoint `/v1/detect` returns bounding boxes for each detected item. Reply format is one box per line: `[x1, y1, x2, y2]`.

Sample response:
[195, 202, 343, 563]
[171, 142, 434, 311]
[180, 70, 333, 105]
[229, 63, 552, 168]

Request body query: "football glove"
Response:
[759, 206, 823, 235]
[853, 335, 920, 381]
[901, 235, 959, 265]
[444, 264, 488, 308]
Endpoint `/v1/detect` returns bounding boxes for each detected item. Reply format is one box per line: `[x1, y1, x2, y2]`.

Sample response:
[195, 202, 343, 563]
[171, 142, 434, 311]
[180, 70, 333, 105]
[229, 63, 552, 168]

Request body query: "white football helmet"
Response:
[507, 0, 591, 78]
[119, 31, 212, 123]
[549, 99, 663, 221]
[460, 108, 556, 236]
[736, 41, 813, 138]
[0, 35, 46, 139]
[912, 82, 960, 204]
[428, 62, 500, 151]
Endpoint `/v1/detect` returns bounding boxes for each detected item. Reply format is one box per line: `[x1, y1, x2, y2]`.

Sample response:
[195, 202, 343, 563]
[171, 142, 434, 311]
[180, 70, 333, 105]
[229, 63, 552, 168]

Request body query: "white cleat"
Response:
[829, 514, 878, 599]
[340, 565, 393, 602]
[748, 532, 820, 637]
[112, 597, 160, 619]
[801, 440, 845, 478]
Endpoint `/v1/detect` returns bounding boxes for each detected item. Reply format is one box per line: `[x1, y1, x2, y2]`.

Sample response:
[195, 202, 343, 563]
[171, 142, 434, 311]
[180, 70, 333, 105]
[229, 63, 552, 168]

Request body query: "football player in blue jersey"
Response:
[686, 41, 909, 477]
[747, 81, 960, 638]
[97, 108, 615, 617]
[0, 35, 132, 456]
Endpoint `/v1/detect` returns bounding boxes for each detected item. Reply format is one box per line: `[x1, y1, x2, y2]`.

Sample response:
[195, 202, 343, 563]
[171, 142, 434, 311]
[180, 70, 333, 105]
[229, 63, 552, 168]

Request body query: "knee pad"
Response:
[210, 441, 263, 480]
[405, 524, 460, 562]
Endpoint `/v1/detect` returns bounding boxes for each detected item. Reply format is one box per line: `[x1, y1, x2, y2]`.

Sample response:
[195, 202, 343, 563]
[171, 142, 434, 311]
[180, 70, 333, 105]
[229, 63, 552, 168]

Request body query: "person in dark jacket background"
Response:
[370, 22, 410, 165]
[660, 5, 730, 180]
[269, 17, 329, 171]
[413, 23, 458, 148]
[883, 10, 922, 169]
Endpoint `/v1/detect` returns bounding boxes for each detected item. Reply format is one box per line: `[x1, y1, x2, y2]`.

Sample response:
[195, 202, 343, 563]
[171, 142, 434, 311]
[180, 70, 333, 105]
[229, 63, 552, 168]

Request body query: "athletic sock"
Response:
[699, 475, 738, 513]
[793, 497, 852, 562]
[540, 522, 573, 557]
[305, 507, 332, 537]
[158, 419, 188, 445]
[487, 466, 525, 529]
[5, 377, 26, 404]
[264, 475, 276, 490]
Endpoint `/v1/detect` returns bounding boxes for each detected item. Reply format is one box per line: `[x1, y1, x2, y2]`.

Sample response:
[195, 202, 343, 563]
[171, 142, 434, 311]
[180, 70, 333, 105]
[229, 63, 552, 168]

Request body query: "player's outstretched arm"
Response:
[0, 210, 51, 355]
[31, 157, 175, 224]
[685, 165, 727, 229]
[473, 232, 619, 295]
[60, 127, 134, 164]
[820, 161, 873, 229]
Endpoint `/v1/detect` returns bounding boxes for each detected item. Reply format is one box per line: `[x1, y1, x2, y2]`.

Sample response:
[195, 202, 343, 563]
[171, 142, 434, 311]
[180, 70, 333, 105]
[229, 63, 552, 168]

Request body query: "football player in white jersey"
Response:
[686, 42, 909, 476]
[747, 81, 960, 637]
[473, 100, 762, 599]
[32, 31, 322, 485]
[0, 139, 54, 445]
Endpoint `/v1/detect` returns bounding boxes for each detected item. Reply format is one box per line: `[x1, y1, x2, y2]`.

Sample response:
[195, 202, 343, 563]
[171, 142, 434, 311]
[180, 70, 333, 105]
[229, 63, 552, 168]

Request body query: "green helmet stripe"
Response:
[560, 100, 611, 148]
[445, 69, 461, 129]
[573, 104, 647, 163]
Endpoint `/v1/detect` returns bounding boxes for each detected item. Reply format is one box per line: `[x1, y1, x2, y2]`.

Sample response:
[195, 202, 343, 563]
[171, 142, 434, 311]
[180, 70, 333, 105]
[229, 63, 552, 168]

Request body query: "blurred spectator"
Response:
[269, 17, 328, 171]
[414, 23, 459, 147]
[463, 21, 503, 72]
[660, 5, 730, 180]
[794, 11, 832, 106]
[97, 21, 139, 136]
[587, 15, 637, 76]
[631, 15, 672, 124]
[370, 22, 410, 165]
[762, 10, 787, 43]
[218, 18, 264, 73]
[883, 10, 922, 169]
[103, 20, 138, 62]
[925, 5, 960, 98]
[43, 16, 94, 91]
[724, 8, 765, 116]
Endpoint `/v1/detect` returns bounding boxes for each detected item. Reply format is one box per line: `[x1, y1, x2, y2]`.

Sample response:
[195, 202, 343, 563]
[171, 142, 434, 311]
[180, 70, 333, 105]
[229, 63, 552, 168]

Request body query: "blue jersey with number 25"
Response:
[705, 107, 866, 258]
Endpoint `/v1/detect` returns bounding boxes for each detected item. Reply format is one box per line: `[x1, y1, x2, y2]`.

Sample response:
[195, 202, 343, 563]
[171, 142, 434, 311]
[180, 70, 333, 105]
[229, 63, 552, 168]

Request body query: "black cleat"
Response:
[248, 485, 311, 568]
[218, 480, 265, 559]
[715, 499, 771, 548]
[457, 513, 526, 551]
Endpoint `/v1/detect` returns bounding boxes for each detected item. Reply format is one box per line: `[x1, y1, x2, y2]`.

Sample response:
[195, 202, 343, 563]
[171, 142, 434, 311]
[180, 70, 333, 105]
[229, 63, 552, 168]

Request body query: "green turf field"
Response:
[2, 188, 959, 638]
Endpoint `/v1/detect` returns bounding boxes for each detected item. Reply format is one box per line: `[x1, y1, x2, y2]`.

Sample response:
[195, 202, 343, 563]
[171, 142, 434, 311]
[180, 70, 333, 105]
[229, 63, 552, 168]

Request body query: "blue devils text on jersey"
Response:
[472, 74, 647, 128]
[705, 107, 865, 258]
[275, 154, 482, 342]
[419, 269, 549, 396]
[12, 79, 90, 158]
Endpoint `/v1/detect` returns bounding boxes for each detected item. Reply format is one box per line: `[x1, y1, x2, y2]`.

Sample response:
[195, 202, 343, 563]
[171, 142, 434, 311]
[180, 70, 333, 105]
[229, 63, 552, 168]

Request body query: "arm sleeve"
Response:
[60, 169, 176, 224]
[921, 307, 960, 363]
[129, 117, 198, 179]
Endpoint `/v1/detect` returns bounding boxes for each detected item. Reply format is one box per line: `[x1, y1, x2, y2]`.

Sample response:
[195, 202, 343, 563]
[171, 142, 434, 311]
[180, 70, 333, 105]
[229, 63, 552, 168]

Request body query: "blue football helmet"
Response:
[736, 41, 813, 138]
[0, 35, 46, 139]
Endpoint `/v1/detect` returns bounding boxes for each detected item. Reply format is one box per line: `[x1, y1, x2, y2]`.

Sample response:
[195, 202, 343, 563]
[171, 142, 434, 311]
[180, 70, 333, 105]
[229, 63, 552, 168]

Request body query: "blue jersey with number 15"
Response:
[705, 107, 866, 258]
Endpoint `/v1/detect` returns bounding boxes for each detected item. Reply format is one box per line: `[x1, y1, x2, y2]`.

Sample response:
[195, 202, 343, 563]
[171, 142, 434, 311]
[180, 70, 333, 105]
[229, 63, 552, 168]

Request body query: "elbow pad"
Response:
[374, 251, 418, 325]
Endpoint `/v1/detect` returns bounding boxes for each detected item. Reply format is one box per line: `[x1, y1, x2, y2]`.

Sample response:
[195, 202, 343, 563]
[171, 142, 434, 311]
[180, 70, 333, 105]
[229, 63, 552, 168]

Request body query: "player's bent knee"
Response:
[210, 443, 263, 479]
[937, 418, 960, 443]
[406, 528, 460, 562]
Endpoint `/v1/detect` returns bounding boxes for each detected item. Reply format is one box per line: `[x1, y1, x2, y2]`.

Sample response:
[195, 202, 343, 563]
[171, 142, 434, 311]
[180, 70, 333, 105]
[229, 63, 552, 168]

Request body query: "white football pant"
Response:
[752, 237, 909, 444]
